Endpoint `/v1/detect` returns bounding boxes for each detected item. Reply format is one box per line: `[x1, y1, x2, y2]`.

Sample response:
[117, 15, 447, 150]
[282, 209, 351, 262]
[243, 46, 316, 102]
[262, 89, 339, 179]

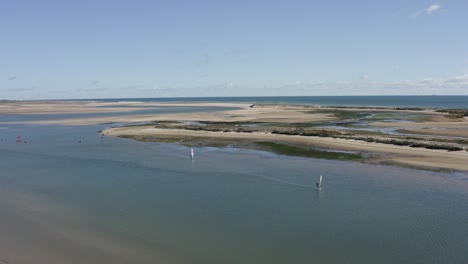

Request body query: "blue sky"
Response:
[1, 0, 467, 99]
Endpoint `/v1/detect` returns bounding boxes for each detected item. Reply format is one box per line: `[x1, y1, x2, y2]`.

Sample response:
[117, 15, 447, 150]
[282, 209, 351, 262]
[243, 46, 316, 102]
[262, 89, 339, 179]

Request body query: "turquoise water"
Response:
[1, 107, 468, 263]
[66, 96, 468, 109]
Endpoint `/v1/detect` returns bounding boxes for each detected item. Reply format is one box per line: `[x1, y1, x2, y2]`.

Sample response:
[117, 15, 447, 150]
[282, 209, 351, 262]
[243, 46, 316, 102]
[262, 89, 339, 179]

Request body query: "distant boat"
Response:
[316, 174, 323, 190]
[190, 148, 194, 160]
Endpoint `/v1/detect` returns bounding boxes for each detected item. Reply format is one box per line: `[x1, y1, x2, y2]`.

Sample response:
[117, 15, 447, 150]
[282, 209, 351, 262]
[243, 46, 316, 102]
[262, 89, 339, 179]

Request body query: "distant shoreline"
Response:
[3, 95, 468, 109]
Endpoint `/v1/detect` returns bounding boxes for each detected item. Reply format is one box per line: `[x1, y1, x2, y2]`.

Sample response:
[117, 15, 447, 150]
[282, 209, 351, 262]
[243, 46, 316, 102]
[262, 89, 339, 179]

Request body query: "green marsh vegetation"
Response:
[119, 134, 364, 161]
[307, 109, 369, 120]
[254, 141, 363, 161]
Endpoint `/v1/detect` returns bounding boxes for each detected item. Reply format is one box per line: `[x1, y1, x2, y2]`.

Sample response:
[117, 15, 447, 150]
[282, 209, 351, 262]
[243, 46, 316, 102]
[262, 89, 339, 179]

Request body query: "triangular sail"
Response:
[315, 174, 323, 190]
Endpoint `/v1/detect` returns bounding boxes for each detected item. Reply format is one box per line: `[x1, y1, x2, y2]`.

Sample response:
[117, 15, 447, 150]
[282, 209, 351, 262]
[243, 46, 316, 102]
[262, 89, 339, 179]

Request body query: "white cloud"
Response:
[412, 4, 441, 18]
[8, 86, 37, 92]
[445, 73, 468, 84]
[426, 4, 441, 15]
[412, 11, 422, 18]
[4, 72, 468, 100]
[94, 73, 468, 97]
[271, 73, 468, 95]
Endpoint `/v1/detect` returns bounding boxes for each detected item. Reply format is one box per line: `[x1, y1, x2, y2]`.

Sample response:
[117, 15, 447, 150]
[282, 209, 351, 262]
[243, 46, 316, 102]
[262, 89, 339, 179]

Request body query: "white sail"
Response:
[190, 149, 194, 159]
[319, 174, 323, 187]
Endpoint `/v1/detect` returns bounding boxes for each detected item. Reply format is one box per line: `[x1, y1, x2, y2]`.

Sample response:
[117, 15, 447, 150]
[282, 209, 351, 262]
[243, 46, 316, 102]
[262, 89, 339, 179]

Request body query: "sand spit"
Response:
[106, 126, 468, 172]
[3, 100, 468, 171]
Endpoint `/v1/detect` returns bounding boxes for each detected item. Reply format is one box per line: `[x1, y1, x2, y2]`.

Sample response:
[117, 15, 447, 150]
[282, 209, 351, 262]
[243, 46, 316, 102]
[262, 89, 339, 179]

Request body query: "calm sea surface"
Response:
[1, 104, 467, 263]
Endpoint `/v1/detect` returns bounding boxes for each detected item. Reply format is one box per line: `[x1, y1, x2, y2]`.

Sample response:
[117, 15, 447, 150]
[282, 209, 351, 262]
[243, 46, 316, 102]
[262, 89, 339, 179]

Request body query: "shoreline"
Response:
[105, 126, 468, 172]
[2, 100, 468, 172]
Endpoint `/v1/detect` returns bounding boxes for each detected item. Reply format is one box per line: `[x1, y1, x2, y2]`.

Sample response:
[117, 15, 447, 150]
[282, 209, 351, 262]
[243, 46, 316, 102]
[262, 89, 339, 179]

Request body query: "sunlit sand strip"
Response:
[106, 126, 468, 172]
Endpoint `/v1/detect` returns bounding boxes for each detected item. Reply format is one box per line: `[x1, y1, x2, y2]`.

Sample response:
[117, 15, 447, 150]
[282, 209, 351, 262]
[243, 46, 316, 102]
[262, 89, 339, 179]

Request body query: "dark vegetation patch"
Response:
[254, 141, 363, 161]
[435, 109, 468, 119]
[307, 109, 369, 120]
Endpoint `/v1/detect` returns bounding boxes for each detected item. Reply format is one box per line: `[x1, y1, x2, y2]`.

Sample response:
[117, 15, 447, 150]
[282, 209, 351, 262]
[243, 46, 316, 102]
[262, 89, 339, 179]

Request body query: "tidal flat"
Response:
[103, 103, 468, 172]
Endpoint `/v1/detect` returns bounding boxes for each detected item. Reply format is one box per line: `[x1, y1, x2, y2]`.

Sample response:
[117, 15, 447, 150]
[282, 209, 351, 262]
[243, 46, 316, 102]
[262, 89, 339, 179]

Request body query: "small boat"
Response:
[316, 174, 323, 190]
[190, 148, 194, 160]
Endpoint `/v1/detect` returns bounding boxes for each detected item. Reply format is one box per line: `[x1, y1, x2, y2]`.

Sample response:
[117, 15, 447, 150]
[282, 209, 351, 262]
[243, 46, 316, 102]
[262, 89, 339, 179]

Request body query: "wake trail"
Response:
[251, 174, 313, 188]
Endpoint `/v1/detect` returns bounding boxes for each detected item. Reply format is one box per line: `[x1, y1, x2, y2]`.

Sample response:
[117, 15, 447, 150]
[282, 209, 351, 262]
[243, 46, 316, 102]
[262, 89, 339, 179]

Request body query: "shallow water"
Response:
[1, 108, 468, 264]
[0, 105, 238, 122]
